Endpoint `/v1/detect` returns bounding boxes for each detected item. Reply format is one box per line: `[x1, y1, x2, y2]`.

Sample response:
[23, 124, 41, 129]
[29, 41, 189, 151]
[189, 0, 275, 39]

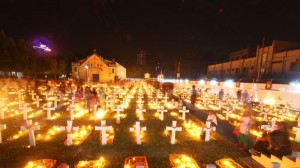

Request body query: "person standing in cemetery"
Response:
[190, 85, 197, 106]
[238, 111, 252, 151]
[207, 111, 217, 127]
[75, 87, 82, 103]
[236, 89, 242, 102]
[242, 90, 249, 104]
[97, 87, 104, 108]
[84, 86, 92, 113]
[218, 89, 224, 101]
[91, 88, 98, 108]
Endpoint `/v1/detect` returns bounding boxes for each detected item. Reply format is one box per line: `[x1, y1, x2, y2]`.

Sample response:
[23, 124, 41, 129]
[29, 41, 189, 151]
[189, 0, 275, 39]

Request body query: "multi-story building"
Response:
[207, 40, 300, 82]
[71, 50, 126, 83]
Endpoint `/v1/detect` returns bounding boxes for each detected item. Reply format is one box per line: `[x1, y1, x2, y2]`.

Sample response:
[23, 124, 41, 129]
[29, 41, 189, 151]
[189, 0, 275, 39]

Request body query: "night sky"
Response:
[1, 0, 300, 72]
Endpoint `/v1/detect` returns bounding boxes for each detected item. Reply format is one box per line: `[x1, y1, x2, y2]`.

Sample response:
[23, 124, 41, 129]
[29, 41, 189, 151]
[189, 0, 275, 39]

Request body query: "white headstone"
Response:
[95, 120, 113, 145]
[19, 103, 30, 120]
[166, 121, 182, 144]
[222, 109, 232, 121]
[67, 104, 75, 120]
[0, 124, 6, 143]
[157, 107, 168, 121]
[204, 121, 215, 142]
[179, 106, 189, 120]
[60, 120, 79, 146]
[35, 95, 42, 108]
[43, 102, 55, 120]
[30, 91, 36, 101]
[20, 120, 40, 146]
[129, 121, 146, 145]
[113, 105, 124, 124]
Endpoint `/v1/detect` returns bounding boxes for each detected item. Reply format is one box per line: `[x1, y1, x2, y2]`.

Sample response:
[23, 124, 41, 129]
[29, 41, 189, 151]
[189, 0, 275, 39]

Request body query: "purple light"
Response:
[33, 43, 51, 52]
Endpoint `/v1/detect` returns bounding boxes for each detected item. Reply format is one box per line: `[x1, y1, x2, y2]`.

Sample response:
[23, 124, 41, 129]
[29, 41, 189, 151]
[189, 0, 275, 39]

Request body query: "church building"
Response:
[71, 50, 126, 83]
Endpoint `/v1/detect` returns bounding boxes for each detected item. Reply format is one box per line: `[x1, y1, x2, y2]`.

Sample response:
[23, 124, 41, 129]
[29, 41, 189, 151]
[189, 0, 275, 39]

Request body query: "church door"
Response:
[92, 74, 99, 82]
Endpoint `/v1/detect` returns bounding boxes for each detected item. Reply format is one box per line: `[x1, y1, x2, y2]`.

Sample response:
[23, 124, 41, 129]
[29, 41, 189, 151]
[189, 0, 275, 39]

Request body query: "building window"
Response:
[242, 67, 247, 73]
[112, 69, 115, 73]
[235, 68, 239, 74]
[74, 67, 78, 72]
[290, 62, 300, 71]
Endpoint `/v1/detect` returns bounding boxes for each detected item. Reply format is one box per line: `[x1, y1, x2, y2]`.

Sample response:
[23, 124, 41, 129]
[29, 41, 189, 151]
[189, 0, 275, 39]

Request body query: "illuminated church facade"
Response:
[71, 50, 126, 83]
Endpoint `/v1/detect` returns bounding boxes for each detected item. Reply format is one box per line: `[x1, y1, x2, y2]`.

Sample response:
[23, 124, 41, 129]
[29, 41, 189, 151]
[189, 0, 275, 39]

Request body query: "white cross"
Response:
[222, 109, 232, 121]
[157, 107, 168, 120]
[136, 98, 144, 105]
[43, 102, 55, 120]
[261, 117, 277, 132]
[0, 124, 6, 143]
[30, 91, 36, 101]
[67, 104, 75, 120]
[136, 108, 146, 120]
[20, 120, 40, 146]
[293, 126, 300, 142]
[280, 107, 289, 120]
[163, 94, 169, 102]
[95, 120, 113, 145]
[113, 105, 124, 124]
[179, 106, 189, 120]
[53, 97, 59, 108]
[35, 95, 42, 108]
[166, 121, 182, 144]
[204, 121, 215, 142]
[0, 102, 7, 119]
[60, 120, 79, 146]
[19, 103, 30, 120]
[260, 107, 270, 121]
[130, 121, 146, 145]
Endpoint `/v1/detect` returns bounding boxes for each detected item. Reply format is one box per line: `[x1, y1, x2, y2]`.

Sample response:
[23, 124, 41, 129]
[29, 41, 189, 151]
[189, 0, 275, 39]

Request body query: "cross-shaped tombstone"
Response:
[136, 98, 144, 105]
[203, 121, 215, 142]
[113, 105, 124, 124]
[95, 120, 112, 145]
[293, 126, 300, 142]
[163, 94, 169, 102]
[260, 107, 270, 121]
[280, 107, 289, 120]
[136, 108, 146, 120]
[222, 108, 232, 121]
[179, 106, 189, 120]
[157, 106, 168, 121]
[20, 120, 40, 146]
[166, 121, 182, 144]
[67, 104, 75, 120]
[60, 120, 79, 146]
[53, 97, 59, 108]
[0, 124, 6, 143]
[35, 95, 42, 108]
[130, 121, 146, 145]
[43, 102, 56, 120]
[261, 117, 277, 132]
[19, 103, 30, 120]
[0, 102, 7, 119]
[30, 91, 36, 101]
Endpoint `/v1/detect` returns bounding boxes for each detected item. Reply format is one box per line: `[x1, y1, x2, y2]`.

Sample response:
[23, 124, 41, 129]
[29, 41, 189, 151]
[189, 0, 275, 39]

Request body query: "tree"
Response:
[49, 59, 66, 80]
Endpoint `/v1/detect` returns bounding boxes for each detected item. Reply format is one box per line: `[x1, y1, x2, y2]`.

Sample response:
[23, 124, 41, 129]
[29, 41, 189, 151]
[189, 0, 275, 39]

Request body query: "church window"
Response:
[112, 69, 115, 73]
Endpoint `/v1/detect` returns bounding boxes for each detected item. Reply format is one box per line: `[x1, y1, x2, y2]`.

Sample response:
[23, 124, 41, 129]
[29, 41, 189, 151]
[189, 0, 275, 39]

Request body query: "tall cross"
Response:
[60, 120, 79, 146]
[130, 121, 146, 145]
[20, 120, 40, 146]
[166, 121, 182, 144]
[43, 102, 55, 120]
[222, 108, 232, 121]
[113, 105, 124, 124]
[260, 107, 270, 121]
[136, 108, 146, 120]
[204, 121, 215, 142]
[95, 120, 113, 145]
[179, 106, 189, 120]
[19, 103, 30, 120]
[157, 107, 168, 121]
[67, 104, 75, 120]
[0, 124, 6, 143]
[35, 95, 42, 108]
[53, 97, 59, 108]
[30, 91, 36, 101]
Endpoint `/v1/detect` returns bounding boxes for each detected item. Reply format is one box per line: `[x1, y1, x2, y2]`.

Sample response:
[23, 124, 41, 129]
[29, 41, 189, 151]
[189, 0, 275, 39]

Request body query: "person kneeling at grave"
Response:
[250, 121, 292, 158]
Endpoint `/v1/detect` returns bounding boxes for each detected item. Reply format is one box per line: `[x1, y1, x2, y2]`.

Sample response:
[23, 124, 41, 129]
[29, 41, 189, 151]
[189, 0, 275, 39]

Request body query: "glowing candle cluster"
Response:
[76, 157, 106, 168]
[169, 154, 200, 168]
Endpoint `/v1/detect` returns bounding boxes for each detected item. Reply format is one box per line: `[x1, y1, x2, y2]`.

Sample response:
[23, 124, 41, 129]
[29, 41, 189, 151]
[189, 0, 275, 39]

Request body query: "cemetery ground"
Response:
[0, 93, 270, 168]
